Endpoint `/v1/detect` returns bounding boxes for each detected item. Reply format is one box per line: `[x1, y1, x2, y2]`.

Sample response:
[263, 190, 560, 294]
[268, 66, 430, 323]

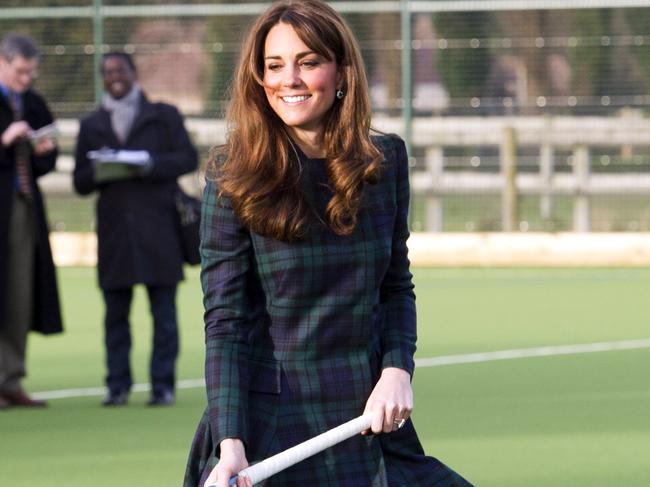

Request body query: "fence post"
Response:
[500, 126, 518, 231]
[400, 0, 412, 155]
[426, 146, 444, 232]
[540, 143, 554, 220]
[93, 0, 104, 104]
[573, 144, 591, 232]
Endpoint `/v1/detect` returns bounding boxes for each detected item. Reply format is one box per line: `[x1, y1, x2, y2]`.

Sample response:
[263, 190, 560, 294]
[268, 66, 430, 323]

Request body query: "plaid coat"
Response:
[185, 135, 472, 486]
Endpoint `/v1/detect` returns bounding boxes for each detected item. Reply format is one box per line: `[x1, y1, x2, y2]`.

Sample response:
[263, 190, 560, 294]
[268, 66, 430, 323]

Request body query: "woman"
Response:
[185, 1, 472, 486]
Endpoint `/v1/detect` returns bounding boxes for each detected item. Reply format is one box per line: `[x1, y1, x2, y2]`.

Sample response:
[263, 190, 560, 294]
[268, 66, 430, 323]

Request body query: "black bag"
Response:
[174, 188, 202, 265]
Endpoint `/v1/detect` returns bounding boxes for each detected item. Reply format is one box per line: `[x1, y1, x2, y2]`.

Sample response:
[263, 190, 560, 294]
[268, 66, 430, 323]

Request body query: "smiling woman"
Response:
[217, 0, 383, 243]
[262, 22, 340, 152]
[183, 2, 473, 487]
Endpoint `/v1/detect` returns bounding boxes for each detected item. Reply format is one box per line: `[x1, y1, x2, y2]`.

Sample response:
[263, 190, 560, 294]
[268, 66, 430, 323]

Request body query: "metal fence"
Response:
[2, 0, 650, 232]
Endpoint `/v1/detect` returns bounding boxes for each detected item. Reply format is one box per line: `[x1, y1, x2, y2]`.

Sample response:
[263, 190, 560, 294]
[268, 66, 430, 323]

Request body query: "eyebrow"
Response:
[264, 50, 318, 60]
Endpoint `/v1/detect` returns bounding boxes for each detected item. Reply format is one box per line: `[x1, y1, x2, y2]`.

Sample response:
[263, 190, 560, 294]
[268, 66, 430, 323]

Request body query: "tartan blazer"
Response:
[185, 135, 472, 486]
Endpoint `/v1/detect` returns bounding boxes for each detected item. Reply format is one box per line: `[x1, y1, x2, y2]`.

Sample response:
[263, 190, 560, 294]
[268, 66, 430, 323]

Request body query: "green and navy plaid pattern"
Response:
[185, 135, 472, 486]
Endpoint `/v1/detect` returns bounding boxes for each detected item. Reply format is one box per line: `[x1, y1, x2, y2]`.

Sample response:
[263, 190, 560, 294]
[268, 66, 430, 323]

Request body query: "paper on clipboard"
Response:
[30, 123, 60, 143]
[87, 148, 151, 166]
[87, 148, 151, 183]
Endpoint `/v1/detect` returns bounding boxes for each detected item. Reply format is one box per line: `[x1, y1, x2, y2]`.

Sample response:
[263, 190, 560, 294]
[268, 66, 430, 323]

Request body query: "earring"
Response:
[336, 89, 344, 99]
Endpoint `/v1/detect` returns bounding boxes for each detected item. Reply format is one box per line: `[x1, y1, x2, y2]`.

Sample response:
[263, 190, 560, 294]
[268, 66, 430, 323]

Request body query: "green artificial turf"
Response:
[1, 267, 648, 486]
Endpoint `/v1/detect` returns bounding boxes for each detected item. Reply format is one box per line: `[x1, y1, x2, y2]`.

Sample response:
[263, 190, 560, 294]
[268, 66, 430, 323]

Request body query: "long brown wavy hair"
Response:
[212, 0, 382, 242]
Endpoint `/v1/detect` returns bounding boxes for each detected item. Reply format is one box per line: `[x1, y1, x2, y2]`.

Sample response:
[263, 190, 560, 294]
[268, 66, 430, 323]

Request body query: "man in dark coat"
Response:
[73, 52, 198, 407]
[0, 33, 63, 410]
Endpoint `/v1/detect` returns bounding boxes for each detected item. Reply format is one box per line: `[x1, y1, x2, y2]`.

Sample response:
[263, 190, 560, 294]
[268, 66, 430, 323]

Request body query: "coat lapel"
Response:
[92, 108, 122, 147]
[22, 91, 39, 122]
[0, 95, 11, 130]
[0, 92, 11, 116]
[127, 94, 157, 144]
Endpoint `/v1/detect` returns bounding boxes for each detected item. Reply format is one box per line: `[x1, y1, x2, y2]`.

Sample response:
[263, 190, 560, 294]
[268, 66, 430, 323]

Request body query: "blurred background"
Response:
[3, 0, 650, 236]
[2, 3, 650, 487]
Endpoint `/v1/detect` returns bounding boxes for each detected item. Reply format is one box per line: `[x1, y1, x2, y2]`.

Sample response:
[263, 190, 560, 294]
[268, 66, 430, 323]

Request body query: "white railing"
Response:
[373, 114, 650, 232]
[45, 114, 650, 232]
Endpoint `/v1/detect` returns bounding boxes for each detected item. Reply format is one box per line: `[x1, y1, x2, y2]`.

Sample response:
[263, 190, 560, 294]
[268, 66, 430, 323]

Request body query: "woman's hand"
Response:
[204, 438, 253, 487]
[362, 367, 413, 435]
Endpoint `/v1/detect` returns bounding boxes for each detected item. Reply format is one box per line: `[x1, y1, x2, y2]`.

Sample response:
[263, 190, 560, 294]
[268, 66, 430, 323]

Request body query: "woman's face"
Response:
[263, 22, 340, 139]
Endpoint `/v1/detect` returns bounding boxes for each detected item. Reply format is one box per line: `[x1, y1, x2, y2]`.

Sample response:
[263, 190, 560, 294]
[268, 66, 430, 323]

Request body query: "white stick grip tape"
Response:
[206, 414, 372, 486]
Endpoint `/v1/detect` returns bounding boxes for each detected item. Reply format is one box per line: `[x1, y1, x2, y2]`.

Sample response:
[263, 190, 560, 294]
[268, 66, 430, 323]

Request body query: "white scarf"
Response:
[102, 84, 141, 144]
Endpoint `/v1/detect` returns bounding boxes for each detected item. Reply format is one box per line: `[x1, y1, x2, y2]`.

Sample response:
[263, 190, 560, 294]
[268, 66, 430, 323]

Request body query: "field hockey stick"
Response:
[205, 413, 372, 487]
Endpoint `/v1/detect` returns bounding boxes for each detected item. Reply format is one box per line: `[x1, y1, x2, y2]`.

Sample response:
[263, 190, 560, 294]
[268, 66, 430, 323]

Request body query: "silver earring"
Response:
[336, 89, 344, 99]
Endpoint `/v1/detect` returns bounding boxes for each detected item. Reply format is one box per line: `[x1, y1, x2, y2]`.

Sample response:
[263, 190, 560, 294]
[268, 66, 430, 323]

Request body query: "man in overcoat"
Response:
[73, 52, 198, 407]
[0, 33, 63, 410]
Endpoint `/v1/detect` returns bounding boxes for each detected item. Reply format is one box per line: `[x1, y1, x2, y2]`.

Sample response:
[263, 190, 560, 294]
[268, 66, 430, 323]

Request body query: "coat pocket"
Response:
[249, 357, 281, 394]
[247, 358, 282, 464]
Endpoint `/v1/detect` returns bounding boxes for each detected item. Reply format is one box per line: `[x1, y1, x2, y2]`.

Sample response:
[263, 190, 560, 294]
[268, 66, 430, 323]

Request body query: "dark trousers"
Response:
[102, 285, 178, 396]
[0, 195, 35, 393]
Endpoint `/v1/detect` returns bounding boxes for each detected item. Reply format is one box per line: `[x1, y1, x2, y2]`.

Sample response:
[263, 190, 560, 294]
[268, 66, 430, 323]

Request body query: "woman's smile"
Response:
[281, 94, 311, 104]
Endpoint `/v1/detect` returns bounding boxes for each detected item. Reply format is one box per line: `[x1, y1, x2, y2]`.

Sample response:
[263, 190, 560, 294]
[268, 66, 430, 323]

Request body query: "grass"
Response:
[1, 267, 649, 486]
[46, 192, 650, 233]
[409, 194, 650, 232]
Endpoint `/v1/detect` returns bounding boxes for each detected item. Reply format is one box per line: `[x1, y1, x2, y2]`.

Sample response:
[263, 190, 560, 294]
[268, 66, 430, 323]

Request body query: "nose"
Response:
[18, 72, 35, 86]
[282, 65, 301, 87]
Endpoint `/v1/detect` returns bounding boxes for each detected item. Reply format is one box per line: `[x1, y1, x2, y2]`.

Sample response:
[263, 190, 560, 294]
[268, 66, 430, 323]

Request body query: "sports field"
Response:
[1, 267, 649, 486]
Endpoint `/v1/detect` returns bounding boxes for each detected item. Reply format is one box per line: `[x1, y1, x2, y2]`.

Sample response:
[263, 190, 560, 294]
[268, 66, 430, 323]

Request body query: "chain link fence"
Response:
[2, 0, 650, 232]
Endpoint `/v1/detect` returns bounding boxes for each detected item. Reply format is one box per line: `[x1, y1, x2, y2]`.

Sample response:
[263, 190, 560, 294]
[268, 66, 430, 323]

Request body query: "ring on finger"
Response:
[393, 417, 406, 429]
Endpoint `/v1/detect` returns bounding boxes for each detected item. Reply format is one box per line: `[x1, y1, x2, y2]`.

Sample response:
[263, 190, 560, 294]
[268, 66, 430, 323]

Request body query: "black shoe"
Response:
[2, 389, 47, 408]
[0, 395, 10, 410]
[147, 390, 174, 406]
[102, 390, 129, 407]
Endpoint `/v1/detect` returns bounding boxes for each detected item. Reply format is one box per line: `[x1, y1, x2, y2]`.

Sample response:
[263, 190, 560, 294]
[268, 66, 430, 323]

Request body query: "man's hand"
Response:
[33, 136, 56, 156]
[1, 121, 31, 147]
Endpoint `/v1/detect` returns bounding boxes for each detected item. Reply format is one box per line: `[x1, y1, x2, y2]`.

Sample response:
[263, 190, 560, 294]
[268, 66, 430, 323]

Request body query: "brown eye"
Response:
[301, 60, 319, 69]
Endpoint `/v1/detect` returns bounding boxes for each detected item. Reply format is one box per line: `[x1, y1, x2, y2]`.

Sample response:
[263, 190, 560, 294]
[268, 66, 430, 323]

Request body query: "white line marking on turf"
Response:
[32, 379, 205, 401]
[415, 338, 650, 368]
[33, 339, 650, 400]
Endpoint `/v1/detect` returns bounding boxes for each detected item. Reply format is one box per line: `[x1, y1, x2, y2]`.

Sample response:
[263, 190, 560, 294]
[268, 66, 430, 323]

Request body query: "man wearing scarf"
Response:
[73, 52, 198, 407]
